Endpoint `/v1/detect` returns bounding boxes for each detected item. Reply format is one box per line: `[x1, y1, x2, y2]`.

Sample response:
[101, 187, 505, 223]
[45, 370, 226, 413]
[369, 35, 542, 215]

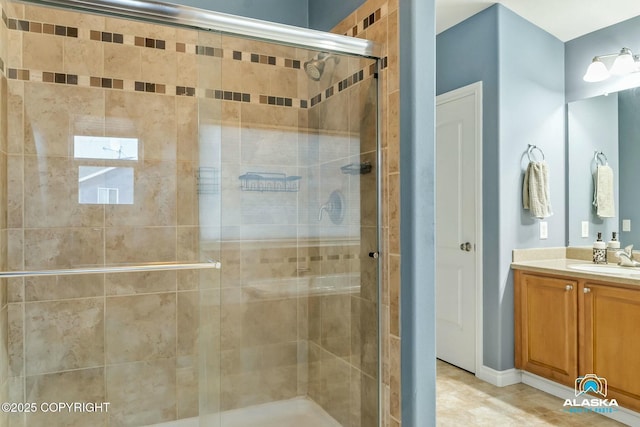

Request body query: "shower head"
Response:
[304, 59, 325, 81]
[303, 53, 339, 81]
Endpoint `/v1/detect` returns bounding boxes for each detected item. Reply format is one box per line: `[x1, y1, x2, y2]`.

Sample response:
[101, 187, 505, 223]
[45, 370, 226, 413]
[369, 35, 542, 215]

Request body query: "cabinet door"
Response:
[515, 271, 578, 386]
[581, 283, 640, 412]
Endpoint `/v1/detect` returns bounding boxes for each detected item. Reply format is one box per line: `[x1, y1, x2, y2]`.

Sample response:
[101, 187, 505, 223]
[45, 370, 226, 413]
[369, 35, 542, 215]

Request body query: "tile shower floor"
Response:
[437, 359, 625, 426]
[147, 397, 342, 427]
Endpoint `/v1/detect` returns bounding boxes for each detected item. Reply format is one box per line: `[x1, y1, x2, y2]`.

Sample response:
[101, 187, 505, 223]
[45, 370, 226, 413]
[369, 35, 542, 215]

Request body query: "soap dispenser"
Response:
[607, 232, 620, 263]
[593, 232, 606, 264]
[608, 231, 620, 248]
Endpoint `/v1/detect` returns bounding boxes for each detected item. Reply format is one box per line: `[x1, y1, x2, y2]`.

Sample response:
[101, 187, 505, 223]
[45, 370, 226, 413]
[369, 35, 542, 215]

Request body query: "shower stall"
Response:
[0, 0, 381, 426]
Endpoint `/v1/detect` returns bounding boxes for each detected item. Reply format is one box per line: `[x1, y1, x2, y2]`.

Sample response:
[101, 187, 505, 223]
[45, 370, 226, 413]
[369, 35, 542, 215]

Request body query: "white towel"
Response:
[593, 164, 615, 218]
[523, 161, 552, 219]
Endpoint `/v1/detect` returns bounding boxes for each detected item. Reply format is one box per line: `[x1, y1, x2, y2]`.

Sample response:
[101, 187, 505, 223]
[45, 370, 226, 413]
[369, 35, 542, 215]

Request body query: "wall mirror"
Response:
[567, 87, 640, 246]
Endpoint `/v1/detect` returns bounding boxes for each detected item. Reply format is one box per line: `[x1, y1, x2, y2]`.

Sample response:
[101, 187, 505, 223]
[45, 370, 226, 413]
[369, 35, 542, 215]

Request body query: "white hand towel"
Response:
[523, 161, 552, 219]
[593, 164, 615, 218]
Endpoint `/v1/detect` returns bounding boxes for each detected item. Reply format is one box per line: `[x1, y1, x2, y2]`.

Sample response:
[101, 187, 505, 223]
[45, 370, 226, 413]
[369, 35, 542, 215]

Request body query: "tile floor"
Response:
[436, 359, 626, 426]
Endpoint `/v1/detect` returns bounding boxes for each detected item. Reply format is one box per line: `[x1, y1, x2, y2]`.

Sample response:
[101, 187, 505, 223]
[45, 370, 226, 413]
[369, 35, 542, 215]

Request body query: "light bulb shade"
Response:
[583, 58, 610, 82]
[610, 47, 635, 75]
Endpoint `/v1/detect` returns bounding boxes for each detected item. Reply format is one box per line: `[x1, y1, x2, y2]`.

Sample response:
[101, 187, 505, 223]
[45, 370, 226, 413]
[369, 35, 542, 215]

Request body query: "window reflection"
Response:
[75, 136, 137, 205]
[78, 166, 134, 205]
[74, 136, 139, 160]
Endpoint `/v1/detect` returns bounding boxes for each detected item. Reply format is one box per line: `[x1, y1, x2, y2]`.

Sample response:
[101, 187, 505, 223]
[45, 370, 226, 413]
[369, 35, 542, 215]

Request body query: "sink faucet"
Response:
[616, 245, 640, 267]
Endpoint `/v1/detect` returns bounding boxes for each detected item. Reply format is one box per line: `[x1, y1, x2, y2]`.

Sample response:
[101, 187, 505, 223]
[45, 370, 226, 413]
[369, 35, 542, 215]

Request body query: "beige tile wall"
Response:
[333, 1, 401, 426]
[2, 2, 382, 426]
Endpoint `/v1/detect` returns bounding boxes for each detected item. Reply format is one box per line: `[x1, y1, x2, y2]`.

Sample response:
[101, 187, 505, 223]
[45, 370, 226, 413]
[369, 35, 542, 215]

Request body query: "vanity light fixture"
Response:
[584, 47, 640, 82]
[610, 47, 635, 75]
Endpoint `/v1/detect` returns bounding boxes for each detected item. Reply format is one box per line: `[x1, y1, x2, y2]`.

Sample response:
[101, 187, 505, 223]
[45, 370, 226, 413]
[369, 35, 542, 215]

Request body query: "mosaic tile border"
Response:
[249, 253, 360, 265]
[5, 67, 316, 107]
[343, 5, 389, 37]
[90, 30, 123, 44]
[223, 253, 360, 267]
[3, 10, 78, 37]
[5, 62, 375, 109]
[309, 66, 378, 107]
[3, 9, 304, 72]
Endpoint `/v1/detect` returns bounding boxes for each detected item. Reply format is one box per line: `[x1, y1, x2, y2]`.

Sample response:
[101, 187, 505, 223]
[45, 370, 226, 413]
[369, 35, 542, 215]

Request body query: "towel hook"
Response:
[594, 151, 608, 166]
[527, 144, 545, 162]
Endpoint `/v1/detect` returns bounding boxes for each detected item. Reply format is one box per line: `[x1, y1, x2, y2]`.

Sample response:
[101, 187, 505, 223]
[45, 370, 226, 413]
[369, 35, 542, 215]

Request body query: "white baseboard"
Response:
[475, 365, 522, 387]
[522, 371, 640, 426]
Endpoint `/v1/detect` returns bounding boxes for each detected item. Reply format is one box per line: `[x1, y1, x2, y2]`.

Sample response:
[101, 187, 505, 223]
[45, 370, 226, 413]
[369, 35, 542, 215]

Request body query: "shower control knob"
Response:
[369, 252, 379, 259]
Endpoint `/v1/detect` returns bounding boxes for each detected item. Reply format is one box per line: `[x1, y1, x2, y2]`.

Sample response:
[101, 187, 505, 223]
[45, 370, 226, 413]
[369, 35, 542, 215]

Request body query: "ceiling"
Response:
[436, 0, 640, 42]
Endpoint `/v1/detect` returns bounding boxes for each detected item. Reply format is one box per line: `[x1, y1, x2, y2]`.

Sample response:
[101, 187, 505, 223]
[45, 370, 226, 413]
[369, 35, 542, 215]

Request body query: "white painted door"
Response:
[435, 83, 481, 373]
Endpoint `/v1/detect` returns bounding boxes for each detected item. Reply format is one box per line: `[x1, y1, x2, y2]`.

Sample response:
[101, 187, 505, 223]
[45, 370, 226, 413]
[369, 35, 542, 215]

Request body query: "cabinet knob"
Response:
[583, 287, 591, 294]
[565, 284, 573, 291]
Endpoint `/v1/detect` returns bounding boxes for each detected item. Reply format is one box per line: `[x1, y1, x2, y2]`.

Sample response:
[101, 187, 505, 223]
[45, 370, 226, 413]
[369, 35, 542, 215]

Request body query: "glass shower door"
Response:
[202, 31, 379, 426]
[0, 2, 223, 426]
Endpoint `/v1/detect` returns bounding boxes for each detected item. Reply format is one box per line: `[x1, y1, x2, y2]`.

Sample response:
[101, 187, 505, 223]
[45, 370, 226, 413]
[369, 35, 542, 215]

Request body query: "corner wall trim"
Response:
[522, 371, 640, 426]
[476, 365, 522, 387]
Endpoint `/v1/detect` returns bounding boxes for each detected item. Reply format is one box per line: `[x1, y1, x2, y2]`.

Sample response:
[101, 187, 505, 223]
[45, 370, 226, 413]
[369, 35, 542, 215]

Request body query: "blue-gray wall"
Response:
[498, 6, 565, 370]
[400, 0, 436, 423]
[436, 4, 501, 369]
[567, 94, 619, 245]
[308, 0, 366, 31]
[566, 14, 640, 103]
[437, 4, 565, 371]
[170, 0, 308, 27]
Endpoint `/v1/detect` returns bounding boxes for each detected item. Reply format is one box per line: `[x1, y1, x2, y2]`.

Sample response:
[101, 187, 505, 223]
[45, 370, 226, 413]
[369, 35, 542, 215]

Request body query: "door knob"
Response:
[459, 242, 472, 252]
[368, 252, 379, 259]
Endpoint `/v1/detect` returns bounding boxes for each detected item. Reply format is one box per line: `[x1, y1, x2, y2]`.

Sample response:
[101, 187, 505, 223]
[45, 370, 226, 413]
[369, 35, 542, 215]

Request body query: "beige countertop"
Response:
[511, 258, 640, 287]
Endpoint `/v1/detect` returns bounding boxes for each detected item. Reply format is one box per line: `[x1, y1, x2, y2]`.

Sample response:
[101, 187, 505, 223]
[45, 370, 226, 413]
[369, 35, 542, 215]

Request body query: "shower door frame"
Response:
[21, 0, 381, 57]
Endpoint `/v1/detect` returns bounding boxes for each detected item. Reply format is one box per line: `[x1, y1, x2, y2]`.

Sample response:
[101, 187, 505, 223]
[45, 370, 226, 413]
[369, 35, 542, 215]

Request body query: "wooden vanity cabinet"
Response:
[514, 270, 578, 386]
[515, 269, 640, 412]
[581, 282, 640, 412]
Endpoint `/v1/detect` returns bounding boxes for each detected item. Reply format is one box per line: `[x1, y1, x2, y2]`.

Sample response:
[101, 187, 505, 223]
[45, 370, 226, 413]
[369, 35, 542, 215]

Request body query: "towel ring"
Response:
[527, 144, 545, 162]
[594, 151, 608, 166]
